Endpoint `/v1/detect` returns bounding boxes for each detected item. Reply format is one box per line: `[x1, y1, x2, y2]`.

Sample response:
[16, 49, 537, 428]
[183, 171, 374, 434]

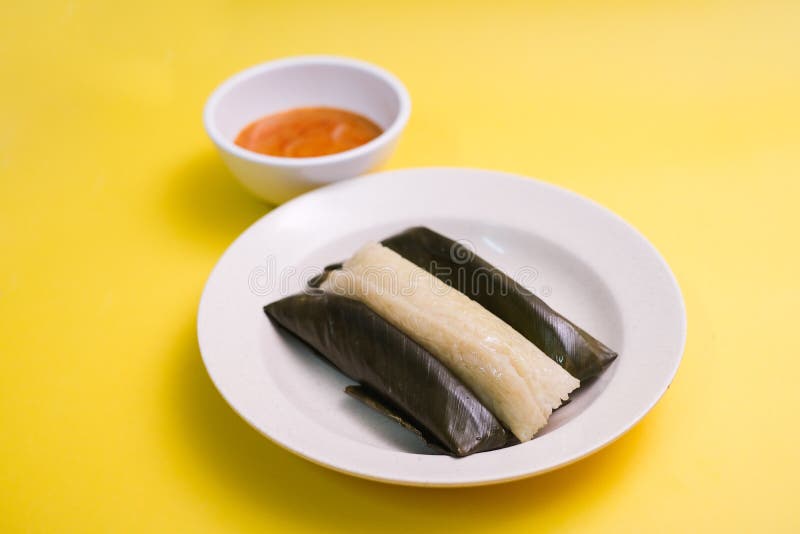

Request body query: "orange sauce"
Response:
[234, 107, 383, 158]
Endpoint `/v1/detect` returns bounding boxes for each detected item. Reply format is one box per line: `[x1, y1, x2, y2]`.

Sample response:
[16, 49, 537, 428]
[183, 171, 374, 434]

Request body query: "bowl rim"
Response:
[203, 55, 412, 167]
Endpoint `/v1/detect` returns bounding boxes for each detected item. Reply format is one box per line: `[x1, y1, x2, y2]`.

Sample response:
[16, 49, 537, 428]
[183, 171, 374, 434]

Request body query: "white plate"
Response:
[197, 167, 686, 487]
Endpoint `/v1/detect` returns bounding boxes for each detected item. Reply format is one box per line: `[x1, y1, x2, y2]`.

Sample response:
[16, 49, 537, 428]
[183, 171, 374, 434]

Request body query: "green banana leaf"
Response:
[381, 227, 618, 381]
[309, 227, 618, 381]
[264, 292, 511, 457]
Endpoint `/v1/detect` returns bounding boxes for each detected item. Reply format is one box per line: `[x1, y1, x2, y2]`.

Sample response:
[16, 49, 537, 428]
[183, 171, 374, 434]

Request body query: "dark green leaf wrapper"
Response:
[264, 293, 511, 457]
[381, 227, 618, 381]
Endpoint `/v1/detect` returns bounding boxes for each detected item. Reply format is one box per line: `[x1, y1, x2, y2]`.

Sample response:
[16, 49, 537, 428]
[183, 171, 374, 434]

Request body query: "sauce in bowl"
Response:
[234, 107, 383, 158]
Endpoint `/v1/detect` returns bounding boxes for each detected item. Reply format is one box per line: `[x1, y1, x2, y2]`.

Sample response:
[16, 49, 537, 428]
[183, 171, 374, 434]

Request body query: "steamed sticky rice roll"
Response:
[321, 242, 579, 442]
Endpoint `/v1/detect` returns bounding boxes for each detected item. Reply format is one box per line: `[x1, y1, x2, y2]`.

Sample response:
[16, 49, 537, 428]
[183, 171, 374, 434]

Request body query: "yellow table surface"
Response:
[2, 1, 799, 532]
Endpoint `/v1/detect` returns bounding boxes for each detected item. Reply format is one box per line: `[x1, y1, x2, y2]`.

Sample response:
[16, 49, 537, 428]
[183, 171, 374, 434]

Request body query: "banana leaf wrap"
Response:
[380, 227, 617, 381]
[264, 292, 511, 457]
[308, 227, 618, 381]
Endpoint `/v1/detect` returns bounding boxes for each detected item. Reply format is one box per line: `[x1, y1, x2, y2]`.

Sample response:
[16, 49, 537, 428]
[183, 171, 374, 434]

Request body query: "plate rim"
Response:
[197, 166, 687, 487]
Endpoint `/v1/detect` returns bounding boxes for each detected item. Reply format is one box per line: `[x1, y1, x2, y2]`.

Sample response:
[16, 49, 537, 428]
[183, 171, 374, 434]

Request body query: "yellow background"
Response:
[2, 0, 798, 531]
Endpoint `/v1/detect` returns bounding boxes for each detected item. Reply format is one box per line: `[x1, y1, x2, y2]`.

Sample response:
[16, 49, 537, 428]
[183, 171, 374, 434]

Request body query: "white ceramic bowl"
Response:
[203, 56, 411, 204]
